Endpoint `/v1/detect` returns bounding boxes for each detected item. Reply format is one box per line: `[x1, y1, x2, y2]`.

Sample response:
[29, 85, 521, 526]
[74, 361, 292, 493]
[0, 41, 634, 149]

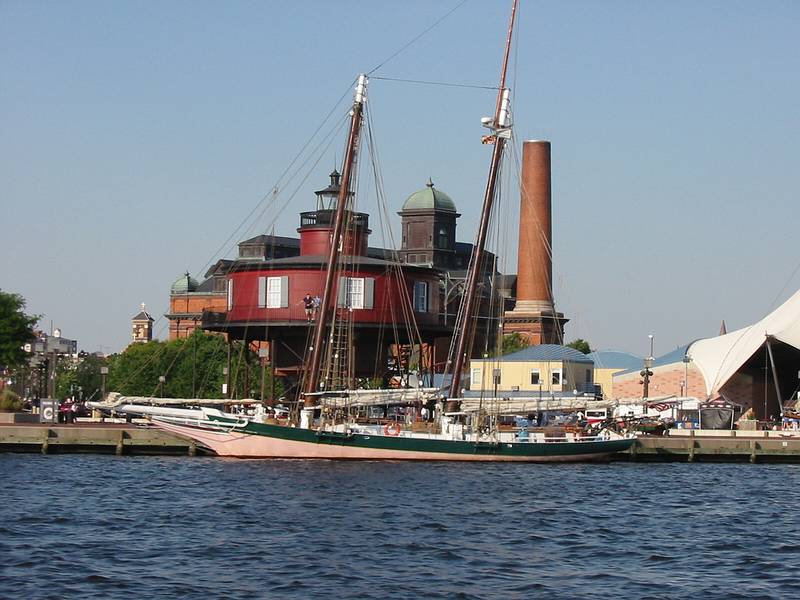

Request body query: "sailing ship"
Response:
[105, 0, 635, 462]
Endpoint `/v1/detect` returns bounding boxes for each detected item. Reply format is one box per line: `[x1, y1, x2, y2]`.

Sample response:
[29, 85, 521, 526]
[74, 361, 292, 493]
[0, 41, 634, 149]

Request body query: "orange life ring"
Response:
[384, 423, 402, 437]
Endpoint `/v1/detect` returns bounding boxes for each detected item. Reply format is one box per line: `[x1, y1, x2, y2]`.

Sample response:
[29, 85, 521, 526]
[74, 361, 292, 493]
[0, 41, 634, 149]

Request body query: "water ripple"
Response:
[2, 456, 800, 598]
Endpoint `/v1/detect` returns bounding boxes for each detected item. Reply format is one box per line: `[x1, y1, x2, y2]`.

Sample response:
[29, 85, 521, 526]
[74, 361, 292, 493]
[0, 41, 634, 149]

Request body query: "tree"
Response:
[566, 339, 592, 355]
[54, 353, 108, 401]
[0, 290, 39, 370]
[500, 332, 530, 356]
[106, 331, 283, 400]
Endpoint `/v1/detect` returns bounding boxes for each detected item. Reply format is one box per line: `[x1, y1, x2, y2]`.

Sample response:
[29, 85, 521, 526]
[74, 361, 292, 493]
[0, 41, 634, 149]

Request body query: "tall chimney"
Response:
[516, 140, 553, 312]
[503, 140, 567, 345]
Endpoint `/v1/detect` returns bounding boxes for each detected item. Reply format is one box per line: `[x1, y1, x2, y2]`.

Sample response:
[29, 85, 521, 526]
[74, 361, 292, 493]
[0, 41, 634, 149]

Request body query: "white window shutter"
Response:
[280, 276, 289, 307]
[227, 279, 234, 310]
[364, 278, 374, 309]
[337, 276, 347, 307]
[257, 277, 266, 308]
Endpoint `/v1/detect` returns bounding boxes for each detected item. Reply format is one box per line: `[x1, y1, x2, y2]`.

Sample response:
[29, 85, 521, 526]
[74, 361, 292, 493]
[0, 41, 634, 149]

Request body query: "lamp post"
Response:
[682, 355, 690, 397]
[158, 375, 166, 398]
[100, 366, 108, 401]
[641, 334, 654, 399]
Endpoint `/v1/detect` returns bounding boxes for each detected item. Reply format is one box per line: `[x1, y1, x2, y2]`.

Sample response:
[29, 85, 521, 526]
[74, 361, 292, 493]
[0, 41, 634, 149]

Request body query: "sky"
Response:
[2, 0, 799, 357]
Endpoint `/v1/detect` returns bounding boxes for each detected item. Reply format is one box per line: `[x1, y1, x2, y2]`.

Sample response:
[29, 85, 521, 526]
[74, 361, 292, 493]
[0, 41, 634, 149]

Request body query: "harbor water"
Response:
[2, 455, 799, 599]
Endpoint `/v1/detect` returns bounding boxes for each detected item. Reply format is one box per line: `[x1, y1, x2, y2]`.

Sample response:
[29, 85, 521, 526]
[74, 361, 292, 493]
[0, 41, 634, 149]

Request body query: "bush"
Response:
[0, 388, 23, 412]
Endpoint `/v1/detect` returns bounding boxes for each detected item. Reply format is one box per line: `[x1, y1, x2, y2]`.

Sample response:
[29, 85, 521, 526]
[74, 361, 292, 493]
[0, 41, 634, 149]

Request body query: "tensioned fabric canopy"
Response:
[688, 288, 800, 397]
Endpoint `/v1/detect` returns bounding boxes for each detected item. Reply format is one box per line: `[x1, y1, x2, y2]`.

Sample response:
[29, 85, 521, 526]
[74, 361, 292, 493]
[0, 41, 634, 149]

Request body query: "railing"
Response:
[299, 209, 369, 229]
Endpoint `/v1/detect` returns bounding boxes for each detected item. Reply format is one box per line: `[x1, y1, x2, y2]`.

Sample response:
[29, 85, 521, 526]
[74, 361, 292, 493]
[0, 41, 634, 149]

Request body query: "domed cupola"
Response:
[401, 178, 457, 212]
[171, 271, 199, 294]
[398, 179, 461, 268]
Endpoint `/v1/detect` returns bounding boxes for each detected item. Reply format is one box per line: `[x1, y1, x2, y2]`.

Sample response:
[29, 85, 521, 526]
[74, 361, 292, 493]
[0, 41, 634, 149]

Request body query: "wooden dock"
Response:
[3, 421, 800, 462]
[0, 422, 207, 456]
[614, 430, 800, 463]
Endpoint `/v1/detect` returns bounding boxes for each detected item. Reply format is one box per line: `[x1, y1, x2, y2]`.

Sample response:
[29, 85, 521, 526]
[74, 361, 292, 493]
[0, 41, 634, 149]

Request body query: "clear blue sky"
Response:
[2, 0, 798, 357]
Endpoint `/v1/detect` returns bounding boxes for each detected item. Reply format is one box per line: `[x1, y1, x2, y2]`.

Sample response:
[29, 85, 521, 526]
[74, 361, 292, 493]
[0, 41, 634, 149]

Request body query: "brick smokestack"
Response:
[516, 140, 553, 312]
[503, 139, 567, 345]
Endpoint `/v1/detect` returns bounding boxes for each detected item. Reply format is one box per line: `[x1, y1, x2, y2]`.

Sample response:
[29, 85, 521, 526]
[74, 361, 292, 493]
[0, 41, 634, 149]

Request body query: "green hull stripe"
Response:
[207, 416, 634, 457]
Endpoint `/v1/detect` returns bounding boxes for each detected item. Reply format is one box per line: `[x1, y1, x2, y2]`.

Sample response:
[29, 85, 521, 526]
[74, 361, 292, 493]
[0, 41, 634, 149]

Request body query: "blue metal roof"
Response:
[615, 344, 691, 375]
[497, 344, 594, 364]
[587, 350, 642, 371]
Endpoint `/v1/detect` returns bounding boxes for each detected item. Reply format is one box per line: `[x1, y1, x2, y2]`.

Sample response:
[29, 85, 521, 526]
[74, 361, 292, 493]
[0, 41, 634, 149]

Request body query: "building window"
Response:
[227, 279, 234, 310]
[530, 370, 540, 385]
[471, 368, 482, 386]
[413, 281, 428, 312]
[437, 227, 448, 248]
[338, 277, 374, 310]
[551, 369, 562, 386]
[258, 276, 288, 308]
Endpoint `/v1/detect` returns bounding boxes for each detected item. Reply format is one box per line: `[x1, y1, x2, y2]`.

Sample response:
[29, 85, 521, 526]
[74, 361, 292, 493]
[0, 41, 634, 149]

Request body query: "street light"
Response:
[641, 334, 654, 399]
[682, 355, 690, 397]
[158, 375, 166, 398]
[100, 366, 108, 401]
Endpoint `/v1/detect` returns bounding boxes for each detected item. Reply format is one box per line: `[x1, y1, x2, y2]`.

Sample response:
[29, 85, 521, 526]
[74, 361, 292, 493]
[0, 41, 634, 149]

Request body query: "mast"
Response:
[448, 0, 517, 399]
[304, 74, 368, 404]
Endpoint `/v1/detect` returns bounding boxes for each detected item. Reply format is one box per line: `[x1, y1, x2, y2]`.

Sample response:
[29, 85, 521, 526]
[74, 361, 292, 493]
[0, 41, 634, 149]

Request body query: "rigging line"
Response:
[195, 81, 356, 279]
[766, 258, 800, 312]
[370, 76, 498, 91]
[367, 0, 470, 75]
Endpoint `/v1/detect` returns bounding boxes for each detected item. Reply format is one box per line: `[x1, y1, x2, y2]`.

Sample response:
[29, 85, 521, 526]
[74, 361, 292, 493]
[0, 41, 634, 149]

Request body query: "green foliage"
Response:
[0, 388, 23, 412]
[107, 331, 283, 400]
[500, 332, 530, 356]
[54, 354, 108, 401]
[566, 339, 592, 354]
[0, 290, 39, 370]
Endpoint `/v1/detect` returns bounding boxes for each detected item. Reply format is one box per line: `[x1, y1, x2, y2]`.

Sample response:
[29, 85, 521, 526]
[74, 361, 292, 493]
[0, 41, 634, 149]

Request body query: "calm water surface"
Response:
[2, 455, 799, 599]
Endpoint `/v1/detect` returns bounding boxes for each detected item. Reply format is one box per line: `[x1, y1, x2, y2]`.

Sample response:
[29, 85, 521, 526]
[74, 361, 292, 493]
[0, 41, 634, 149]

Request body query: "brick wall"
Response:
[612, 362, 708, 399]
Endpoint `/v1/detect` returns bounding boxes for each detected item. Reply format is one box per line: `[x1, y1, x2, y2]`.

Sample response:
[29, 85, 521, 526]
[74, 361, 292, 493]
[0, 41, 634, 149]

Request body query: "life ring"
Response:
[383, 423, 402, 437]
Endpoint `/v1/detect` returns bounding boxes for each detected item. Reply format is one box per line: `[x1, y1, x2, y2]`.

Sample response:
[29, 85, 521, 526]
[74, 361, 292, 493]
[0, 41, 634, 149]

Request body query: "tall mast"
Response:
[304, 74, 368, 402]
[448, 0, 517, 398]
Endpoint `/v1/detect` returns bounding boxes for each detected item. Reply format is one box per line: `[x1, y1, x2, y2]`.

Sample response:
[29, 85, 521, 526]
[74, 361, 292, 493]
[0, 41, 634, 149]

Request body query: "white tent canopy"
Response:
[688, 288, 800, 397]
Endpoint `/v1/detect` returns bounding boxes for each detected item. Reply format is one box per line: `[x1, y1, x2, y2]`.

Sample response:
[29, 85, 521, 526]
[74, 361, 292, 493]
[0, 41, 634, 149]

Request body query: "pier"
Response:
[615, 430, 800, 463]
[3, 421, 800, 462]
[0, 423, 205, 456]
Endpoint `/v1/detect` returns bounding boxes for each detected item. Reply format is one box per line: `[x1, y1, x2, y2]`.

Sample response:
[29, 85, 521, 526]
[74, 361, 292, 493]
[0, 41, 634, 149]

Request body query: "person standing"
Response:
[303, 293, 314, 322]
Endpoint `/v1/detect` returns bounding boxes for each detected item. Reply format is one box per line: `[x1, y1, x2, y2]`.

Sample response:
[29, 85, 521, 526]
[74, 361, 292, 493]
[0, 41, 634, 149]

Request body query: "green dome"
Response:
[171, 271, 199, 294]
[402, 179, 457, 212]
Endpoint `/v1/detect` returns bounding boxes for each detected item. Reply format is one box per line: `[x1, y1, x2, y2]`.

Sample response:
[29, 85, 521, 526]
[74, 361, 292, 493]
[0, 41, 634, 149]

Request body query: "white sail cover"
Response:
[688, 288, 800, 396]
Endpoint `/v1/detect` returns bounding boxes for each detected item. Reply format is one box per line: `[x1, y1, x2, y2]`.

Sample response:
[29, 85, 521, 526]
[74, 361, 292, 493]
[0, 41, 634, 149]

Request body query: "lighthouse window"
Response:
[413, 281, 428, 312]
[267, 277, 282, 308]
[338, 276, 374, 310]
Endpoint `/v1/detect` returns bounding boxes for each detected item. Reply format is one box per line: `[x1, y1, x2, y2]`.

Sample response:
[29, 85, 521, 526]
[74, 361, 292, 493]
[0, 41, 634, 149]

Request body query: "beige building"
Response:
[468, 344, 595, 395]
[586, 350, 643, 400]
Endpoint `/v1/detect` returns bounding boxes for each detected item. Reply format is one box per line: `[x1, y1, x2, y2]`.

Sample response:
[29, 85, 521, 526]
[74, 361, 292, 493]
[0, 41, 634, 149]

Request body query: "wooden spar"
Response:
[448, 0, 518, 399]
[304, 75, 367, 402]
